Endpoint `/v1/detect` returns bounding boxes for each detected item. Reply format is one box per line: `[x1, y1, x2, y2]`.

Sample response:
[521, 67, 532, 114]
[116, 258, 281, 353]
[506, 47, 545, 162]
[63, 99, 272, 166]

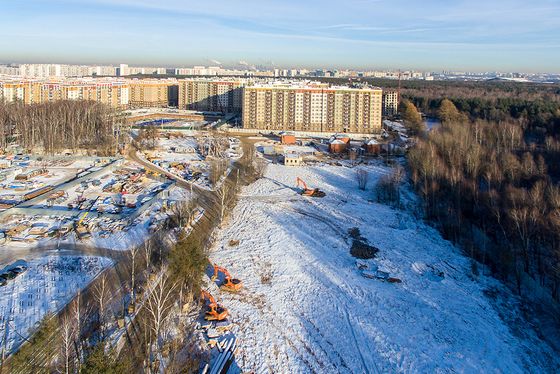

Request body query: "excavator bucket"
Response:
[301, 188, 326, 198]
[205, 306, 229, 321]
[310, 189, 326, 198]
[220, 278, 243, 292]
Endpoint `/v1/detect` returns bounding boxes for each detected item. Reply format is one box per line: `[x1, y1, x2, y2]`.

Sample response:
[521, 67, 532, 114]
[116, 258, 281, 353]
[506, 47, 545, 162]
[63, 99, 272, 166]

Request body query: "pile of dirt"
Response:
[348, 227, 379, 259]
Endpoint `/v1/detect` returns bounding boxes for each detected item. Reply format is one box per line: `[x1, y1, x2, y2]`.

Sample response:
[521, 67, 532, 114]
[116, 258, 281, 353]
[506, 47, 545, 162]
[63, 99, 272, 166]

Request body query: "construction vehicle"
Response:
[200, 290, 229, 321]
[296, 177, 326, 198]
[211, 264, 243, 292]
[74, 212, 91, 240]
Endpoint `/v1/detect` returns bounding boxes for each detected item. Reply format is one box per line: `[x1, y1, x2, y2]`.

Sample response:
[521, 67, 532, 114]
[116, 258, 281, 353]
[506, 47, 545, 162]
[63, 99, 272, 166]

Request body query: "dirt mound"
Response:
[348, 228, 379, 259]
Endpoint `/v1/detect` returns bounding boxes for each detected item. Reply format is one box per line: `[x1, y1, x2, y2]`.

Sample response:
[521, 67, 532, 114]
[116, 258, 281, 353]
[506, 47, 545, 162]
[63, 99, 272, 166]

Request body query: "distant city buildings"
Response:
[1, 62, 558, 83]
[17, 64, 117, 78]
[0, 63, 436, 81]
[118, 64, 166, 77]
[242, 82, 382, 134]
[2, 62, 558, 135]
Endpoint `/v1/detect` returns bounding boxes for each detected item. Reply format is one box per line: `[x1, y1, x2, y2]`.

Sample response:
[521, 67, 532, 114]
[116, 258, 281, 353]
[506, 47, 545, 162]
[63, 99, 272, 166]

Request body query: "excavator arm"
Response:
[210, 263, 243, 292]
[200, 290, 217, 308]
[296, 177, 308, 190]
[200, 290, 229, 321]
[212, 265, 232, 282]
[295, 177, 326, 198]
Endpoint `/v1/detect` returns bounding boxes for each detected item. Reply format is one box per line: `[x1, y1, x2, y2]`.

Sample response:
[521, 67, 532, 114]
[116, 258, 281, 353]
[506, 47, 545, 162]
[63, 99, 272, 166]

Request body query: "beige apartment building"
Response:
[128, 80, 172, 108]
[242, 83, 383, 134]
[63, 82, 129, 108]
[178, 79, 243, 113]
[0, 79, 130, 108]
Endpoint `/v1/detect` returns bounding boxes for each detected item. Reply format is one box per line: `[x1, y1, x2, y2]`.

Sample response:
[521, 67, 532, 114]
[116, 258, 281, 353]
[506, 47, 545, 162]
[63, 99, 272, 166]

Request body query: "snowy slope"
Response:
[0, 255, 113, 353]
[208, 162, 559, 373]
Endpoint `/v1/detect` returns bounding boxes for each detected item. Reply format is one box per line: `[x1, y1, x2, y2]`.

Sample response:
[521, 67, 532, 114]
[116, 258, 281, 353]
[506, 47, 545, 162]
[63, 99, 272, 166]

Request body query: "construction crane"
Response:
[397, 69, 402, 107]
[211, 264, 243, 292]
[77, 211, 89, 226]
[200, 290, 229, 321]
[74, 211, 91, 240]
[296, 177, 326, 198]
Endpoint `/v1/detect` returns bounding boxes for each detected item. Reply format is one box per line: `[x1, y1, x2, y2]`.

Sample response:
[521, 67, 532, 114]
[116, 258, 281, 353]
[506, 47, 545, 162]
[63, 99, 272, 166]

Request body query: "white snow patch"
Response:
[0, 255, 113, 353]
[208, 162, 559, 373]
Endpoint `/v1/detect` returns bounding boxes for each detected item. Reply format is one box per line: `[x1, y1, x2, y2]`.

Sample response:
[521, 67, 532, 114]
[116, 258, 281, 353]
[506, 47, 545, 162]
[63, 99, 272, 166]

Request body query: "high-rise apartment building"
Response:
[0, 81, 26, 102]
[242, 83, 382, 134]
[0, 78, 129, 108]
[128, 79, 174, 108]
[178, 79, 243, 113]
[382, 90, 399, 117]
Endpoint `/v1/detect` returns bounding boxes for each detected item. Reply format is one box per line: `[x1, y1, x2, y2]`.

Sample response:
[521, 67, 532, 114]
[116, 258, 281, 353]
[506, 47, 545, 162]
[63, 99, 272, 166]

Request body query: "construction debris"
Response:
[209, 336, 237, 374]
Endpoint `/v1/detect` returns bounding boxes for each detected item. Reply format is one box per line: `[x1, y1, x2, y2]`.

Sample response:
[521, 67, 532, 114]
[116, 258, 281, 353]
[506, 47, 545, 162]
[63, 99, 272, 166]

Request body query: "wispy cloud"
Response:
[2, 0, 560, 71]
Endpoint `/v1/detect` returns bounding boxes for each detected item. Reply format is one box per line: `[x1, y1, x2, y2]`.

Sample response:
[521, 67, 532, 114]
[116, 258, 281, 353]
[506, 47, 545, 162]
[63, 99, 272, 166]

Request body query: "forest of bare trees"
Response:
[408, 99, 560, 300]
[0, 100, 120, 155]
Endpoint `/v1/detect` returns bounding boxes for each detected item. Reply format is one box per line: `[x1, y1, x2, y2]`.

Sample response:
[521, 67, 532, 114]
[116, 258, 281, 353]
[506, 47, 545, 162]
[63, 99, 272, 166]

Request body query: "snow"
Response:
[208, 162, 559, 373]
[0, 254, 113, 353]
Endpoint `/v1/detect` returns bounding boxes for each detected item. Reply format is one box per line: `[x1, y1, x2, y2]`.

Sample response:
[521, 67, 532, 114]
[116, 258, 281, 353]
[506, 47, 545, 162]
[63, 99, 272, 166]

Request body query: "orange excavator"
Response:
[200, 290, 229, 321]
[211, 264, 243, 292]
[296, 177, 326, 198]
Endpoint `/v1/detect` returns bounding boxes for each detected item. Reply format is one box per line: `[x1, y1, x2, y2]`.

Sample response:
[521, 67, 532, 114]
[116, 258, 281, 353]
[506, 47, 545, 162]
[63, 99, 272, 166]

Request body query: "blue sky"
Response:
[1, 0, 559, 72]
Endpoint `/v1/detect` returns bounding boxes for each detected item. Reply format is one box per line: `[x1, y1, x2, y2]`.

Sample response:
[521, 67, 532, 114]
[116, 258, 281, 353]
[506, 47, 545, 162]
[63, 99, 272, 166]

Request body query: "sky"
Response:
[1, 0, 559, 72]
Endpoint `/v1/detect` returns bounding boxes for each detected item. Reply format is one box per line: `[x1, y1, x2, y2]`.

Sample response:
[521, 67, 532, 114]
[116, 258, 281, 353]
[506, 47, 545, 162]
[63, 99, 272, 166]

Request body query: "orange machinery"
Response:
[200, 290, 229, 321]
[296, 177, 326, 198]
[211, 264, 243, 292]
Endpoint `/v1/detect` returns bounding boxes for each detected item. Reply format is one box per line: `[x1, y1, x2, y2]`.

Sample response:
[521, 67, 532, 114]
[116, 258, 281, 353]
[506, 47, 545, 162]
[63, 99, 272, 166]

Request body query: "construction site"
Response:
[1, 114, 558, 374]
[0, 116, 245, 368]
[201, 149, 560, 373]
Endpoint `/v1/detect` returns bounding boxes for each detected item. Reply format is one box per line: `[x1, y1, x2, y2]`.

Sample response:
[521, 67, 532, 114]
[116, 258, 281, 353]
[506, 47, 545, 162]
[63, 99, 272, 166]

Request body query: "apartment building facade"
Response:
[242, 83, 383, 134]
[382, 90, 399, 117]
[0, 79, 129, 108]
[128, 80, 174, 108]
[178, 79, 244, 113]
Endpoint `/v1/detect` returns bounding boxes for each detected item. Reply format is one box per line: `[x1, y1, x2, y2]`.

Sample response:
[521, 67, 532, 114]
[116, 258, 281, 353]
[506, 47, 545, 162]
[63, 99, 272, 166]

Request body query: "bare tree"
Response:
[60, 315, 75, 374]
[216, 181, 233, 224]
[349, 149, 357, 165]
[70, 290, 90, 369]
[130, 245, 139, 308]
[356, 169, 369, 191]
[93, 274, 110, 341]
[168, 199, 197, 229]
[209, 157, 229, 188]
[0, 100, 118, 155]
[144, 269, 178, 373]
[249, 146, 267, 179]
[144, 239, 153, 271]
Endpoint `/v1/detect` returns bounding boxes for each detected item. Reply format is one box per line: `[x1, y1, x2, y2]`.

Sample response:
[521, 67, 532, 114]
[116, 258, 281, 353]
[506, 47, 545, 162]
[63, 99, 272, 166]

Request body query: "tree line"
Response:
[396, 80, 560, 142]
[407, 98, 560, 300]
[0, 100, 120, 155]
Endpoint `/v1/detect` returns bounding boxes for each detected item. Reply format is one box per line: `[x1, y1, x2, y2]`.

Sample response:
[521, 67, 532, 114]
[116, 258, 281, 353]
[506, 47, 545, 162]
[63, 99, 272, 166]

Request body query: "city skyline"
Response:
[1, 0, 560, 73]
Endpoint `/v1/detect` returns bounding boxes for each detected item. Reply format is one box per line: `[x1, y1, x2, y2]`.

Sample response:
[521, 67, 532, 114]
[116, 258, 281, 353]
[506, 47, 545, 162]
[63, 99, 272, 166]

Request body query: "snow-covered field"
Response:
[208, 162, 560, 373]
[0, 255, 113, 353]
